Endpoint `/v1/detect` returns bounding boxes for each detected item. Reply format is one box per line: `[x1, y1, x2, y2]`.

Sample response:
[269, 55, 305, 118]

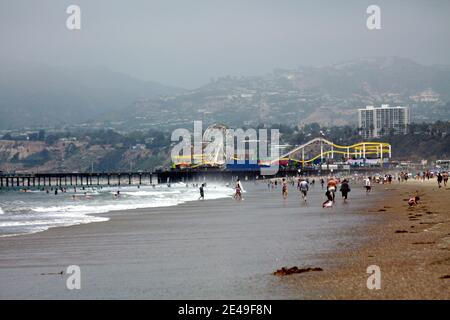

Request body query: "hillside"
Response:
[2, 57, 449, 131]
[122, 57, 450, 129]
[0, 134, 171, 174]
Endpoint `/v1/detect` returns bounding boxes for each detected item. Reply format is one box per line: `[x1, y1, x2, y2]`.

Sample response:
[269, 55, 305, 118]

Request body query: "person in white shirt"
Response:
[298, 179, 309, 202]
[364, 177, 372, 193]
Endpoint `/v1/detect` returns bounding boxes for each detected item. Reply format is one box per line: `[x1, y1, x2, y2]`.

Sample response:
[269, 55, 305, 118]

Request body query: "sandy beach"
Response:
[0, 178, 449, 299]
[296, 179, 450, 299]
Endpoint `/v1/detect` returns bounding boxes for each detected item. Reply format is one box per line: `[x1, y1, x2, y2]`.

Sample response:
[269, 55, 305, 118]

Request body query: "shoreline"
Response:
[0, 183, 234, 238]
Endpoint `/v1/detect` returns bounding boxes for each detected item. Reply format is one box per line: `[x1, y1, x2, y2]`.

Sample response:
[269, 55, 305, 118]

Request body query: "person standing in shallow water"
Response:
[199, 183, 205, 200]
[234, 179, 243, 200]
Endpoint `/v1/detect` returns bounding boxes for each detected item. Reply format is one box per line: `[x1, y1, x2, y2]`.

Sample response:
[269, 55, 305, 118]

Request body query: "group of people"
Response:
[270, 176, 353, 208]
[322, 178, 351, 208]
[198, 179, 245, 201]
[403, 170, 448, 188]
[195, 170, 449, 205]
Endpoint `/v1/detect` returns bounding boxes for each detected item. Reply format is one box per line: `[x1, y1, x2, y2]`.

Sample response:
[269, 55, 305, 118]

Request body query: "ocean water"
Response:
[0, 183, 234, 237]
[0, 181, 386, 299]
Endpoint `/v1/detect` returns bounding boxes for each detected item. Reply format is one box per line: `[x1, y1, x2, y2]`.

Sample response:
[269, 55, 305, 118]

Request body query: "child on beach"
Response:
[408, 195, 420, 207]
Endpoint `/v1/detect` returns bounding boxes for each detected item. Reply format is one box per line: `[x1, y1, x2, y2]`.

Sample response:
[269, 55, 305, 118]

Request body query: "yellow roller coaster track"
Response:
[173, 138, 392, 167]
[269, 138, 391, 165]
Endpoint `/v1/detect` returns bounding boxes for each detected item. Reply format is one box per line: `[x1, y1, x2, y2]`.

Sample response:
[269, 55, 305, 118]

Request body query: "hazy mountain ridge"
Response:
[121, 57, 450, 129]
[1, 57, 449, 131]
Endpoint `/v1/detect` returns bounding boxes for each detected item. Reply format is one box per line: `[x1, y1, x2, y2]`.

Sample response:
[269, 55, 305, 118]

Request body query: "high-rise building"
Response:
[358, 104, 410, 139]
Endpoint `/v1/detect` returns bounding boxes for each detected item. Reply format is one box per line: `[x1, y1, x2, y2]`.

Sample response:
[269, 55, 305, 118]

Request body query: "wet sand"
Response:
[295, 179, 450, 299]
[0, 180, 448, 299]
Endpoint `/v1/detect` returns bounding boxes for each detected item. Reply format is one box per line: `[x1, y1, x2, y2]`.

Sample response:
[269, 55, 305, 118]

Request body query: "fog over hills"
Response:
[1, 57, 450, 130]
[0, 61, 184, 129]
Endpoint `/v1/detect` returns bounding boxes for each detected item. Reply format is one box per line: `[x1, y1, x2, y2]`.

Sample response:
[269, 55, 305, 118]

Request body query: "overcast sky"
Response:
[1, 0, 450, 88]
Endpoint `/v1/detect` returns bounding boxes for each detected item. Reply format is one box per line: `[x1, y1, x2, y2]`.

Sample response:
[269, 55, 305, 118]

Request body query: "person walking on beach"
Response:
[281, 178, 288, 199]
[443, 172, 449, 187]
[322, 189, 334, 208]
[327, 178, 337, 202]
[364, 177, 372, 193]
[199, 183, 205, 200]
[340, 179, 351, 201]
[437, 173, 443, 188]
[299, 178, 309, 202]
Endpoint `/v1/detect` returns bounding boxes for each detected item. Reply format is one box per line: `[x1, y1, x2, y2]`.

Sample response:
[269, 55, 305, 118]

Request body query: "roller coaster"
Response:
[267, 137, 392, 165]
[173, 137, 392, 169]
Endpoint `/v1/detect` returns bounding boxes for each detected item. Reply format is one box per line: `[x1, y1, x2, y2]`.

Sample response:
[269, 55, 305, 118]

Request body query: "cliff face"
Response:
[0, 140, 168, 173]
[0, 140, 47, 162]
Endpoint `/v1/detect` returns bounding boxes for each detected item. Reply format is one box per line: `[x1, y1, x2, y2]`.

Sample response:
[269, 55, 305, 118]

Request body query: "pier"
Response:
[0, 170, 267, 189]
[1, 166, 389, 190]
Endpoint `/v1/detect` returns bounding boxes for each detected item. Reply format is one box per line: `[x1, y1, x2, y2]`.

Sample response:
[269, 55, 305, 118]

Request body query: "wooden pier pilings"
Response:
[0, 172, 158, 189]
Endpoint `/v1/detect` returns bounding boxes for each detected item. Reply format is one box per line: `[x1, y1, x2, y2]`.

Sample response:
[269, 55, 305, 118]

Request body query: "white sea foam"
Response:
[0, 184, 234, 236]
